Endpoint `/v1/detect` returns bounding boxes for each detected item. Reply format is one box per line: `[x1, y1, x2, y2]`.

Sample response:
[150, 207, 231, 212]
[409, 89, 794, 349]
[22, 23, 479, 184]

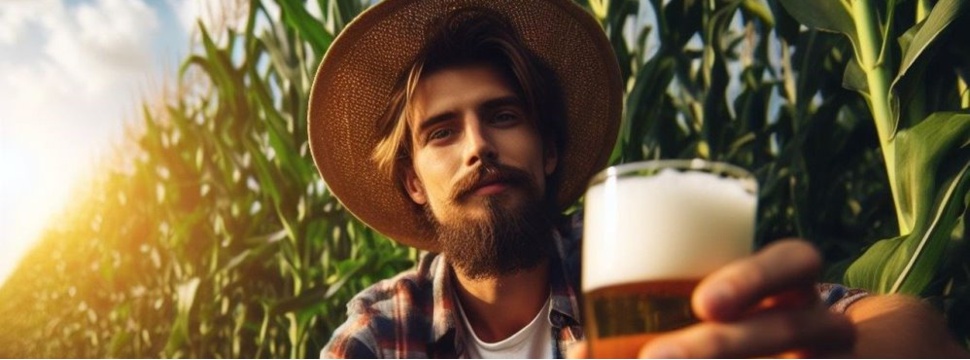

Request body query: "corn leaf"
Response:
[845, 112, 970, 293]
[276, 0, 333, 56]
[894, 0, 967, 84]
[164, 277, 201, 356]
[778, 0, 860, 56]
[842, 59, 868, 94]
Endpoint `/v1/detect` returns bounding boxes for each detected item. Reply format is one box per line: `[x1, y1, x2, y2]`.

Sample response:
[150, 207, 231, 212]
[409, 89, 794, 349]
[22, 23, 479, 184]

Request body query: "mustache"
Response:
[450, 161, 537, 202]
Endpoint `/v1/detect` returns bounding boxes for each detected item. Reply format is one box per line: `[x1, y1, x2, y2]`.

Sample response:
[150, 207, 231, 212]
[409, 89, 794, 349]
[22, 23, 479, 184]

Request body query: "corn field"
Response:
[0, 0, 967, 357]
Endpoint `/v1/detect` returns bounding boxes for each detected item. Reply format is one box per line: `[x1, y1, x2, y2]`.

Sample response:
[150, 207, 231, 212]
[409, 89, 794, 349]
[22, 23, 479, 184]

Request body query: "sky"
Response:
[0, 0, 232, 284]
[0, 0, 648, 286]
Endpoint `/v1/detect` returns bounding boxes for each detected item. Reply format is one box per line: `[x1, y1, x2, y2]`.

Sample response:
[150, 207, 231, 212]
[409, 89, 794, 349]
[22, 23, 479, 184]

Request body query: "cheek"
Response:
[497, 133, 549, 193]
[413, 151, 458, 200]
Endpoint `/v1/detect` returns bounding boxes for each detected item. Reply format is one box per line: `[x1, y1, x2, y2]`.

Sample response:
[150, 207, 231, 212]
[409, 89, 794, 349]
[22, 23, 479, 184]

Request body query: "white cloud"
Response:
[168, 0, 198, 34]
[41, 0, 159, 93]
[168, 0, 248, 45]
[0, 0, 169, 284]
[0, 0, 56, 45]
[1, 0, 160, 142]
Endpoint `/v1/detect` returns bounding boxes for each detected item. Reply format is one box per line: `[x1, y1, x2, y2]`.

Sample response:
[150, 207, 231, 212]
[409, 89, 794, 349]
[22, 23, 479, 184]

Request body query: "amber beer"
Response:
[582, 160, 758, 358]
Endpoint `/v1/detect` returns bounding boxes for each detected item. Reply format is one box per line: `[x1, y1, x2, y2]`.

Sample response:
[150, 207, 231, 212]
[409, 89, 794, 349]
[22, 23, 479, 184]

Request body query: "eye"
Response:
[428, 128, 454, 141]
[491, 111, 521, 125]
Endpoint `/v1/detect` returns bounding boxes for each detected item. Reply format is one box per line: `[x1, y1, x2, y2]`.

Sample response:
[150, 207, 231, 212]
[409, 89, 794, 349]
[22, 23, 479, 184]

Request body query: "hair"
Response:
[371, 7, 567, 195]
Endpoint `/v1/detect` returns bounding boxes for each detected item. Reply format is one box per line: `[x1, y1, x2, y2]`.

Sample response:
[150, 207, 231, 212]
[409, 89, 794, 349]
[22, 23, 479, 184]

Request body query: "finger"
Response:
[638, 306, 855, 358]
[565, 341, 588, 359]
[755, 285, 819, 311]
[693, 239, 822, 321]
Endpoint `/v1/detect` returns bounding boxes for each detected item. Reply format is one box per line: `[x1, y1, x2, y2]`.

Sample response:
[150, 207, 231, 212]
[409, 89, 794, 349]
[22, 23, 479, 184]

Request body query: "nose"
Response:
[463, 116, 497, 167]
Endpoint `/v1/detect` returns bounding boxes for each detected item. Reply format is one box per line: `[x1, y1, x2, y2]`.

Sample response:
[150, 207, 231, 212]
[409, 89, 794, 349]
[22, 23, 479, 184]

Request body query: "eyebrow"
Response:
[414, 112, 457, 139]
[480, 95, 525, 113]
[414, 95, 526, 136]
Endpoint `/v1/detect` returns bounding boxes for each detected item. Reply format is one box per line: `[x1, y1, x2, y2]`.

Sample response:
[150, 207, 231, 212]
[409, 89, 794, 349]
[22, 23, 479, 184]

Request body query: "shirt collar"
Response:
[427, 227, 584, 344]
[548, 229, 582, 328]
[430, 253, 460, 344]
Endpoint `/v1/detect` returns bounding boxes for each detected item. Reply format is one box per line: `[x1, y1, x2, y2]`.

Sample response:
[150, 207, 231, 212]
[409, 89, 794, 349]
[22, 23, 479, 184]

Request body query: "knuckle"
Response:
[696, 325, 734, 357]
[734, 259, 768, 293]
[718, 259, 762, 291]
[773, 312, 801, 345]
[779, 240, 822, 273]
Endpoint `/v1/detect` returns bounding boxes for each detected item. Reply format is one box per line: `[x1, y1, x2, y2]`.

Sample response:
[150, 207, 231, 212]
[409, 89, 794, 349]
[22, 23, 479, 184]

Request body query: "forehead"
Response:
[409, 63, 519, 121]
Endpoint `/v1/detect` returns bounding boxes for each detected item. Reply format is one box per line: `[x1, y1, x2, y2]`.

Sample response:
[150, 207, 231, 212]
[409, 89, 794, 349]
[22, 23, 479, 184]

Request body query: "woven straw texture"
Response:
[308, 0, 622, 251]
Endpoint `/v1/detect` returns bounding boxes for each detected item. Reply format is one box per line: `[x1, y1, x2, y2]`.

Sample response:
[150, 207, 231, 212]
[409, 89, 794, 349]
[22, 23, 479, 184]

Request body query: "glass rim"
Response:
[587, 159, 758, 190]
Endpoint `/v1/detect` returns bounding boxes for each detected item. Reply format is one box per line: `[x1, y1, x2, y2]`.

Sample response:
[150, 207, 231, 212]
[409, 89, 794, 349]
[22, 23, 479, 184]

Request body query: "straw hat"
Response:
[307, 0, 622, 251]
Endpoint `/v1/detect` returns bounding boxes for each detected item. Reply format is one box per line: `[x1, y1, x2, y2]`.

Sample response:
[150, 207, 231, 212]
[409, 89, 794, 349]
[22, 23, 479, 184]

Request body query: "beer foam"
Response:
[582, 169, 757, 292]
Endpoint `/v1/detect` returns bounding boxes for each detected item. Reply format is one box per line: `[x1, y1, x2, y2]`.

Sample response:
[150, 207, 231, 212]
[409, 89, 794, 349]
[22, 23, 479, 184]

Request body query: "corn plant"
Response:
[778, 0, 969, 342]
[1, 0, 967, 357]
[0, 0, 412, 358]
[586, 0, 968, 346]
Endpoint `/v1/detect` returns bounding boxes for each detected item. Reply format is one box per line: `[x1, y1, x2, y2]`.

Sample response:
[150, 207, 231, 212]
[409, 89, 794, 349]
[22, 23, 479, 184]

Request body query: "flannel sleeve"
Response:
[320, 303, 382, 359]
[817, 283, 870, 313]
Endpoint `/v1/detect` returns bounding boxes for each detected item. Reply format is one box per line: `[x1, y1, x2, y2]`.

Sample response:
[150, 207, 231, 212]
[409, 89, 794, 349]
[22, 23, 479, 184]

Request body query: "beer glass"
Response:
[582, 159, 758, 358]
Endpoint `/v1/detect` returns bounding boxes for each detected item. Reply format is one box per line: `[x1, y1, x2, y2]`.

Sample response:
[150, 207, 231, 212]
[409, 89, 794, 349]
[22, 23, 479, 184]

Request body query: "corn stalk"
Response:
[779, 0, 970, 296]
[2, 0, 968, 356]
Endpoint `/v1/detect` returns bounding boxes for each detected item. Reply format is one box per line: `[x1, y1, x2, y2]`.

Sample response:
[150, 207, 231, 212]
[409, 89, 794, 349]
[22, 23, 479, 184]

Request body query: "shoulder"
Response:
[322, 252, 444, 358]
[555, 211, 583, 257]
[553, 211, 583, 294]
[349, 252, 440, 312]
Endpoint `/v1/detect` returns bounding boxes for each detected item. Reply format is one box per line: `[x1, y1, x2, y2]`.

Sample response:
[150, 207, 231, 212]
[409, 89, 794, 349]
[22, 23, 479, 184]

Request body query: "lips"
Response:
[469, 172, 508, 192]
[471, 179, 510, 196]
[451, 163, 535, 202]
[457, 173, 516, 200]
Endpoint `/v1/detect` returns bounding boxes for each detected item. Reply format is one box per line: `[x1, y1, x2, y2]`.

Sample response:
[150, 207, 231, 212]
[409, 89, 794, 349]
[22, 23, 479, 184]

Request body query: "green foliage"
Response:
[0, 0, 967, 357]
[601, 0, 969, 346]
[779, 0, 970, 345]
[0, 0, 411, 358]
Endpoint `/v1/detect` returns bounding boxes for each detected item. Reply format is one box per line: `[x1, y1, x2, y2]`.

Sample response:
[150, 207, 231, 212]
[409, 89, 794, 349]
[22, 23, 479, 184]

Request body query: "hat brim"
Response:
[308, 0, 622, 252]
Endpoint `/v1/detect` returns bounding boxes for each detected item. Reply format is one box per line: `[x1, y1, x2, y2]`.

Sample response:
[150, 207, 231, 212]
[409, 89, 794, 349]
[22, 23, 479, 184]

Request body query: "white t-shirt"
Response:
[457, 296, 554, 358]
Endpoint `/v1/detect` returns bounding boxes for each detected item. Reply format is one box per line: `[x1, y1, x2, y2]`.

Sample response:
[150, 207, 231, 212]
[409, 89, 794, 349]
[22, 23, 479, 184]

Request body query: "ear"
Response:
[543, 140, 558, 176]
[403, 167, 428, 205]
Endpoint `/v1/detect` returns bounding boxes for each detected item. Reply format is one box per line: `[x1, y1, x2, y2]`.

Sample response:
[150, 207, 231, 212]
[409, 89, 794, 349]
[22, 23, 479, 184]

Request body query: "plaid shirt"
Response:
[321, 214, 867, 358]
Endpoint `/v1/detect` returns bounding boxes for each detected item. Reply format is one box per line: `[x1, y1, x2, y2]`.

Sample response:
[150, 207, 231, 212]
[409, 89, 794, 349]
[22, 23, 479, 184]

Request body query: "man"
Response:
[307, 0, 967, 358]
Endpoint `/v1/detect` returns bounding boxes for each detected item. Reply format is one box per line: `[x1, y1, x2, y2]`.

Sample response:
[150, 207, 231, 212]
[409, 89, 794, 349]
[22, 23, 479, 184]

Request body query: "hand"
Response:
[638, 240, 854, 358]
[569, 240, 856, 358]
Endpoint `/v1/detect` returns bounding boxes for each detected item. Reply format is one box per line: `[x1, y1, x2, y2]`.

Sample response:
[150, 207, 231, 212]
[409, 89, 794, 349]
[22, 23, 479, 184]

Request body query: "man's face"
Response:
[402, 63, 558, 278]
[403, 63, 557, 222]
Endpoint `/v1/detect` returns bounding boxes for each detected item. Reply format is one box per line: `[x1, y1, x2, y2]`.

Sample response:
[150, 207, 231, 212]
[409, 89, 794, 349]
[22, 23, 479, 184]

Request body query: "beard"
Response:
[429, 162, 556, 280]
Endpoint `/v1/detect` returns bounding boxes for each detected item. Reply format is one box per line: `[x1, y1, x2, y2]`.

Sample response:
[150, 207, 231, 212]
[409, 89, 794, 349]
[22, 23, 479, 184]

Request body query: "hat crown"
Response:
[308, 0, 622, 251]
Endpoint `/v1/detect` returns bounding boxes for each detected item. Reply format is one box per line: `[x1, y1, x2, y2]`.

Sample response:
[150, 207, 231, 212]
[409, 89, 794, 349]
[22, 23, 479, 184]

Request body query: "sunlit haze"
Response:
[0, 0, 226, 284]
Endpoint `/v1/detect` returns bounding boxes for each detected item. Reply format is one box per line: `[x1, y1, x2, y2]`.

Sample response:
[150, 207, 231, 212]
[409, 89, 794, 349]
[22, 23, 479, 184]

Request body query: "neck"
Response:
[451, 258, 551, 342]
